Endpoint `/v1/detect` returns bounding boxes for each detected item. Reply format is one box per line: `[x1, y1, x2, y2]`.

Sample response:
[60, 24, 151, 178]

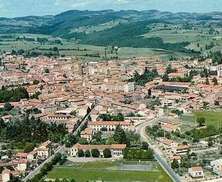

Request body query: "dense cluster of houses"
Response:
[0, 141, 52, 182]
[1, 52, 222, 181]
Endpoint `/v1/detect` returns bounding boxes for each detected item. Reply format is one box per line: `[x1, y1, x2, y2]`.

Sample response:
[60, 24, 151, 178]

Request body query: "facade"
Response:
[80, 128, 93, 142]
[88, 121, 134, 132]
[172, 144, 189, 155]
[188, 166, 204, 178]
[34, 140, 51, 159]
[70, 143, 126, 158]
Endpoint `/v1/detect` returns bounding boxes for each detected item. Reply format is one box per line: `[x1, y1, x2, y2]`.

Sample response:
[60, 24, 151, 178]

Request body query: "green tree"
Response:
[4, 102, 13, 111]
[171, 159, 179, 169]
[141, 142, 149, 150]
[103, 148, 112, 158]
[24, 143, 35, 153]
[91, 149, 100, 158]
[77, 149, 84, 157]
[113, 125, 128, 145]
[196, 117, 206, 127]
[162, 73, 169, 82]
[85, 150, 91, 157]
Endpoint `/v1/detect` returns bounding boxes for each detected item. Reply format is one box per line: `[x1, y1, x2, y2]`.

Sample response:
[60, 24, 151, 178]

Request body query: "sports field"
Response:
[47, 161, 172, 182]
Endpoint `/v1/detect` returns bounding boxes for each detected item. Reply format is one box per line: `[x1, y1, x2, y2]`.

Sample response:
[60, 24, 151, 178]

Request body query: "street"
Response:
[136, 117, 181, 182]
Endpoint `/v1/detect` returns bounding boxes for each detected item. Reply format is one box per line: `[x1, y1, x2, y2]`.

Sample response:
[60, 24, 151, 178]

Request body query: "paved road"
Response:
[136, 118, 181, 182]
[22, 99, 99, 182]
[22, 145, 65, 182]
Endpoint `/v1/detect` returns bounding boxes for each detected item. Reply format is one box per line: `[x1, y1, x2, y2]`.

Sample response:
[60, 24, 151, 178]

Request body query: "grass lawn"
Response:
[194, 111, 222, 129]
[47, 161, 172, 182]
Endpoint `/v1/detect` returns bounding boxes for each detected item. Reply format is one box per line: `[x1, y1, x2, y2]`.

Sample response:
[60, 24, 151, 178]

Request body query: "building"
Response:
[1, 168, 10, 182]
[88, 121, 134, 132]
[34, 140, 51, 159]
[70, 143, 126, 158]
[188, 166, 204, 178]
[80, 128, 93, 142]
[155, 82, 190, 93]
[211, 159, 222, 176]
[172, 144, 189, 155]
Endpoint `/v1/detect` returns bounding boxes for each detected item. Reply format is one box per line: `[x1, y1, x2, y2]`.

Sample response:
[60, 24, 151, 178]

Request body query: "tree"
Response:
[148, 89, 152, 98]
[141, 142, 149, 150]
[77, 149, 84, 157]
[91, 149, 100, 158]
[205, 77, 210, 85]
[212, 77, 218, 85]
[196, 117, 206, 127]
[85, 150, 91, 157]
[162, 73, 169, 82]
[171, 159, 179, 169]
[33, 80, 40, 85]
[64, 134, 77, 147]
[103, 148, 112, 158]
[0, 118, 6, 129]
[4, 102, 13, 111]
[45, 68, 49, 73]
[113, 125, 128, 145]
[92, 131, 102, 143]
[166, 64, 176, 74]
[24, 143, 35, 153]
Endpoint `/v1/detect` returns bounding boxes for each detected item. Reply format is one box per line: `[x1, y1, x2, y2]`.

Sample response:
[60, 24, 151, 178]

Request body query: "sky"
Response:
[0, 0, 221, 18]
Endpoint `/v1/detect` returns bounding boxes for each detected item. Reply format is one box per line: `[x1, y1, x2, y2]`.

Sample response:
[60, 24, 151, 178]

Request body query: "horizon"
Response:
[2, 9, 222, 19]
[0, 0, 221, 18]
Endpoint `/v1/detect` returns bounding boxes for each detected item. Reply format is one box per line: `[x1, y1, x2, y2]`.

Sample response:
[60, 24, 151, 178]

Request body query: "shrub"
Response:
[103, 148, 112, 158]
[91, 149, 100, 158]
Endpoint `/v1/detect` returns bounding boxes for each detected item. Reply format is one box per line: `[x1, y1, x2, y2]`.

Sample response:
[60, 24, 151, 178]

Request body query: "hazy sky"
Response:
[0, 0, 221, 17]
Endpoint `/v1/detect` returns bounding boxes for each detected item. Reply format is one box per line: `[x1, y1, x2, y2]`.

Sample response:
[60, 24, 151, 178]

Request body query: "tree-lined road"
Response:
[22, 99, 99, 182]
[136, 118, 181, 182]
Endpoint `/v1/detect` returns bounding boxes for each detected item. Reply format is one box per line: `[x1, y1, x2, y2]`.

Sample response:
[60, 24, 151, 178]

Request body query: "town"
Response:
[0, 49, 222, 182]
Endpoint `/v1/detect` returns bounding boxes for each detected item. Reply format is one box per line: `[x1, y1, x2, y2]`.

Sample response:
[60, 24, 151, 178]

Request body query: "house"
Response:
[188, 166, 204, 178]
[1, 168, 11, 182]
[172, 144, 189, 155]
[211, 159, 222, 176]
[34, 140, 51, 159]
[13, 159, 27, 172]
[169, 155, 181, 164]
[70, 143, 126, 158]
[16, 152, 35, 162]
[160, 122, 180, 133]
[80, 128, 93, 142]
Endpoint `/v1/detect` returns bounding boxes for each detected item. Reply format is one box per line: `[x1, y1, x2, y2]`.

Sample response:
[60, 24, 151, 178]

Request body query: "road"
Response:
[22, 99, 99, 182]
[22, 145, 65, 182]
[136, 118, 181, 182]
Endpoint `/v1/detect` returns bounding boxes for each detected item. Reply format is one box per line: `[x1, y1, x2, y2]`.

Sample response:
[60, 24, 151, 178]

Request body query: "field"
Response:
[182, 111, 222, 130]
[194, 111, 222, 129]
[0, 32, 199, 61]
[47, 161, 172, 182]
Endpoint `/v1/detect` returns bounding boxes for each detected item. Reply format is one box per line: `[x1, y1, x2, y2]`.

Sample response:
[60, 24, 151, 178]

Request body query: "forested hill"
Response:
[1, 10, 222, 50]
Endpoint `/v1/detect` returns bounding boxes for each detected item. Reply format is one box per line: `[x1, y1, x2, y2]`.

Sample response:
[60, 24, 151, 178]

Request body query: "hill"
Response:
[0, 10, 222, 52]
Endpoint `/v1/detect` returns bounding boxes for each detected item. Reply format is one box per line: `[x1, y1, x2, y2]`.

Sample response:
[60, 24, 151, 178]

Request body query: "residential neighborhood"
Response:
[1, 1, 222, 182]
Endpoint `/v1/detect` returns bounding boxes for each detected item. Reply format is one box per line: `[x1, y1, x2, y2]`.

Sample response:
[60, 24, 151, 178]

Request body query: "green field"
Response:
[194, 111, 222, 129]
[47, 161, 172, 182]
[0, 33, 194, 61]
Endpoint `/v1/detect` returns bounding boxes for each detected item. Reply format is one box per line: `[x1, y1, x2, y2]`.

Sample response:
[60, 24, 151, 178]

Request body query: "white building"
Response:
[70, 143, 126, 158]
[34, 140, 51, 159]
[188, 166, 204, 178]
[88, 121, 134, 132]
[1, 168, 10, 182]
